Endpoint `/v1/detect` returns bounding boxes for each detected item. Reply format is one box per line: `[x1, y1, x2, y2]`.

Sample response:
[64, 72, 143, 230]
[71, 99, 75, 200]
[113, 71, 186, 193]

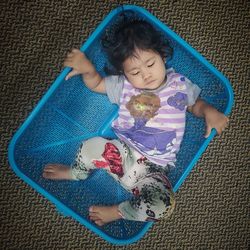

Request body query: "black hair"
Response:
[102, 12, 173, 74]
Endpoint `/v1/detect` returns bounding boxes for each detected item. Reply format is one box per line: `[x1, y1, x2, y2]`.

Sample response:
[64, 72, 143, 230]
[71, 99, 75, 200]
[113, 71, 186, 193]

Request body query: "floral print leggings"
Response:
[70, 137, 176, 222]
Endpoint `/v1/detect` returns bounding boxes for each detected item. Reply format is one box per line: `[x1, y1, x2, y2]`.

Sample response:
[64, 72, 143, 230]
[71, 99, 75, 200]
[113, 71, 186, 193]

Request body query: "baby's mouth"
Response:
[146, 80, 156, 85]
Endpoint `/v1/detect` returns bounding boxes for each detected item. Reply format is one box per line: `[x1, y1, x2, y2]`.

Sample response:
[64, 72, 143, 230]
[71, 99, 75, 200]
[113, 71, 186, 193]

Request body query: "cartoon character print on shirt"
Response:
[167, 76, 188, 111]
[115, 92, 176, 156]
[167, 92, 188, 111]
[126, 92, 161, 120]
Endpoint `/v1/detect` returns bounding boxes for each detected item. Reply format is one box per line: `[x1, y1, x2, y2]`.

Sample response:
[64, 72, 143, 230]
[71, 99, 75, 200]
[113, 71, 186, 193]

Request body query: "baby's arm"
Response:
[188, 99, 229, 138]
[64, 49, 106, 93]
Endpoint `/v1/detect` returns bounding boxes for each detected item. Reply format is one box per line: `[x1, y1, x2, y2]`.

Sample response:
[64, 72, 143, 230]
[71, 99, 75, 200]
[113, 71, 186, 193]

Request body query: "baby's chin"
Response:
[144, 82, 164, 90]
[147, 77, 167, 90]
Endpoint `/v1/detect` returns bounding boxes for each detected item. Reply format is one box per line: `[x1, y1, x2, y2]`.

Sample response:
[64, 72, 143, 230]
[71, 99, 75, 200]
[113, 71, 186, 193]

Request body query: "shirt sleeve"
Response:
[104, 75, 124, 104]
[184, 77, 201, 106]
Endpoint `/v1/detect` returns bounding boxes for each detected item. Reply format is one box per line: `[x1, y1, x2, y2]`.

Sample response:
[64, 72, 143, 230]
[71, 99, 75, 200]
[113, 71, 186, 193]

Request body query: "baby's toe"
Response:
[42, 172, 54, 179]
[44, 165, 56, 171]
[89, 215, 99, 221]
[89, 206, 99, 213]
[43, 168, 54, 173]
[95, 219, 105, 226]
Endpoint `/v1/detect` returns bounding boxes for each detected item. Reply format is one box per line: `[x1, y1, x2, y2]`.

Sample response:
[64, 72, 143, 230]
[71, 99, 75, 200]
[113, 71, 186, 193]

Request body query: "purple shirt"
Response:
[105, 68, 201, 166]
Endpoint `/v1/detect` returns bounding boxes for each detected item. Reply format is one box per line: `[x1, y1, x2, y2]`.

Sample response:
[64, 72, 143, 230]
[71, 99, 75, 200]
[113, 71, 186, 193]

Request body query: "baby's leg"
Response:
[118, 173, 175, 222]
[73, 137, 132, 181]
[43, 137, 118, 180]
[89, 173, 175, 225]
[43, 137, 98, 180]
[70, 137, 103, 180]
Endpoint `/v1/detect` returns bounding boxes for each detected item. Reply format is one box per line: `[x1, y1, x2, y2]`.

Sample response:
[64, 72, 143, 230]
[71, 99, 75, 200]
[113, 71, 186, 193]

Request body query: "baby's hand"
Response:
[204, 108, 229, 138]
[64, 49, 93, 80]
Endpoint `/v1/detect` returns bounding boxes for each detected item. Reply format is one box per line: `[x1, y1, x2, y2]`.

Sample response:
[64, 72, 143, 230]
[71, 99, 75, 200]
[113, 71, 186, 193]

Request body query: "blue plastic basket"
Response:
[8, 5, 233, 245]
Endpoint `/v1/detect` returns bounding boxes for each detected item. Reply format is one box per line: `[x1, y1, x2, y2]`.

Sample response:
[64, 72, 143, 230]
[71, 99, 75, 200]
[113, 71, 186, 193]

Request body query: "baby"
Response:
[43, 19, 228, 226]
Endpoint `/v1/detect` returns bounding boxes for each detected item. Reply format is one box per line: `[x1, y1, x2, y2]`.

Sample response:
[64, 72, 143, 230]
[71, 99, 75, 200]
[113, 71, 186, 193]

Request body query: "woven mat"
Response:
[0, 0, 249, 249]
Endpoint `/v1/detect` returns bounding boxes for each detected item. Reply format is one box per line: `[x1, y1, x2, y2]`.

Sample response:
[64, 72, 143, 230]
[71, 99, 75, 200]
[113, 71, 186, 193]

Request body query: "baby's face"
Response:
[122, 48, 167, 90]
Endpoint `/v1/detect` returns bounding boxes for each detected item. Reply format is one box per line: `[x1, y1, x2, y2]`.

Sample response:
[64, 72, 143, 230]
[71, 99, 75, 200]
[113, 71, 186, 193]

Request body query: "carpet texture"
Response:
[0, 0, 249, 249]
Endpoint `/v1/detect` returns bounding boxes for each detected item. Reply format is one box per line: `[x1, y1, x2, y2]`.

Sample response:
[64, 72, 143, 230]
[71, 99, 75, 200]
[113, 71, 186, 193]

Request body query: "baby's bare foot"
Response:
[43, 164, 73, 180]
[89, 205, 122, 226]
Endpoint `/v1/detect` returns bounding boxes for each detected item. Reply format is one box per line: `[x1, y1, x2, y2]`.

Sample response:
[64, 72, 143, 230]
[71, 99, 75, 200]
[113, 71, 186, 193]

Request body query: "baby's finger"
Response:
[72, 48, 80, 53]
[216, 128, 223, 135]
[64, 62, 75, 70]
[66, 52, 74, 58]
[72, 49, 86, 58]
[65, 69, 79, 80]
[219, 121, 229, 134]
[64, 58, 73, 66]
[65, 72, 73, 80]
[204, 125, 212, 138]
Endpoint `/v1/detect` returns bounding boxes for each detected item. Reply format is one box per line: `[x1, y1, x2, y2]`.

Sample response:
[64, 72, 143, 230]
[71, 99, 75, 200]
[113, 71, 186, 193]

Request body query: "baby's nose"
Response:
[142, 70, 151, 80]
